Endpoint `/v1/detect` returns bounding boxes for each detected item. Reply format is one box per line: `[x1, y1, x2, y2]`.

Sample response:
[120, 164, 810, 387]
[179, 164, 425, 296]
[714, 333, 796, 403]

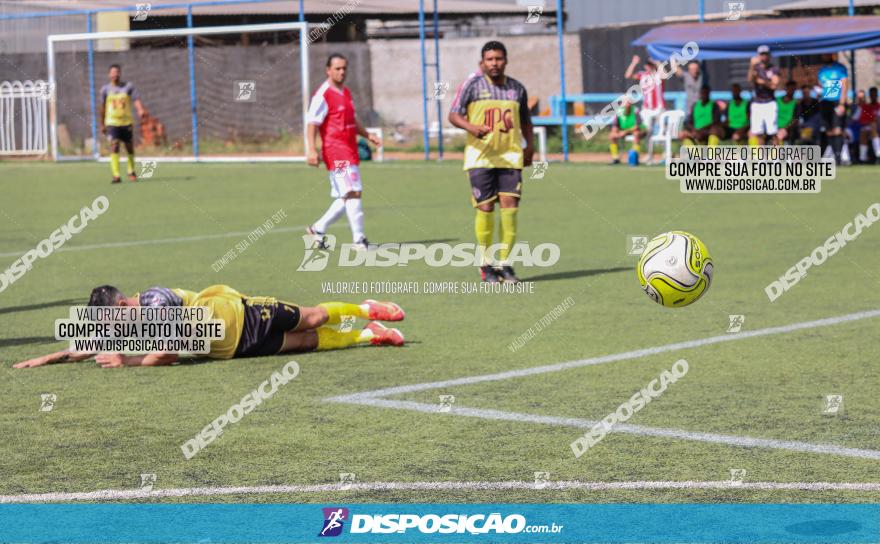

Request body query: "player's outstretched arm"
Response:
[13, 350, 96, 369]
[624, 55, 640, 79]
[96, 352, 178, 368]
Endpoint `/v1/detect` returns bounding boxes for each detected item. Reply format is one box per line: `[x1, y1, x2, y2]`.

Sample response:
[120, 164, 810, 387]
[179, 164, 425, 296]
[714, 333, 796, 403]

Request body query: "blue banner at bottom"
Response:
[1, 504, 878, 543]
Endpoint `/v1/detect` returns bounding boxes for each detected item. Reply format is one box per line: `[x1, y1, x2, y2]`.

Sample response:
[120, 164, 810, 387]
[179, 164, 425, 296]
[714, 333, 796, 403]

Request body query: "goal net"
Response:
[47, 22, 309, 162]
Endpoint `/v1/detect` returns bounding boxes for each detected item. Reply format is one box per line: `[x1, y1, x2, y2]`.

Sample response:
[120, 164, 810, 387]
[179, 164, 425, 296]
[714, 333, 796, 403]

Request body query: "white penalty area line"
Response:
[4, 480, 880, 503]
[0, 224, 316, 258]
[326, 309, 880, 460]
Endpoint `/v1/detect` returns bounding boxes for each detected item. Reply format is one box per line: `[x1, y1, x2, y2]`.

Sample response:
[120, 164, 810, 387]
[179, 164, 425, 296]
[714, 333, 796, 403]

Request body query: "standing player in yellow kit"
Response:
[98, 64, 146, 184]
[448, 41, 534, 284]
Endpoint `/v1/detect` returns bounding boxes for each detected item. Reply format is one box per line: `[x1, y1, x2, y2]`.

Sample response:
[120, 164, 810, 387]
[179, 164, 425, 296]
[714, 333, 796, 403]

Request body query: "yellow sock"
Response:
[609, 142, 619, 158]
[110, 153, 120, 178]
[127, 154, 135, 175]
[316, 326, 369, 350]
[498, 207, 518, 262]
[683, 138, 695, 147]
[318, 302, 368, 325]
[708, 134, 720, 147]
[748, 135, 759, 149]
[475, 209, 494, 265]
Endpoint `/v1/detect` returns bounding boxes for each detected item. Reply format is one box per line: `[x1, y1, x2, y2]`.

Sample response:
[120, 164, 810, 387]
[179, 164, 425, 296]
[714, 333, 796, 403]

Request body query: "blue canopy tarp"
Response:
[633, 16, 880, 60]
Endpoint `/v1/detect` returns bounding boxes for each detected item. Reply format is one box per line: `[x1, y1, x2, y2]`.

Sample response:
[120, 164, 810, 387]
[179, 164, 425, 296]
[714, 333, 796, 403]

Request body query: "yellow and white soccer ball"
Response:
[637, 231, 713, 307]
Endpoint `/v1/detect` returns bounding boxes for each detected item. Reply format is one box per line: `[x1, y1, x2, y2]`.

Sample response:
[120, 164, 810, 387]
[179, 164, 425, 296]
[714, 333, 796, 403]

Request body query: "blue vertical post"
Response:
[418, 0, 430, 161]
[556, 0, 568, 161]
[298, 0, 304, 22]
[698, 0, 705, 23]
[433, 0, 443, 160]
[186, 4, 199, 159]
[849, 0, 856, 95]
[86, 11, 98, 158]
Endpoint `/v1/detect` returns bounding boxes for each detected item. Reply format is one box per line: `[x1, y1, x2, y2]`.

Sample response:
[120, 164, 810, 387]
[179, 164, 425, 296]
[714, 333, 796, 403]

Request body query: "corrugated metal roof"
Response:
[1, 0, 545, 16]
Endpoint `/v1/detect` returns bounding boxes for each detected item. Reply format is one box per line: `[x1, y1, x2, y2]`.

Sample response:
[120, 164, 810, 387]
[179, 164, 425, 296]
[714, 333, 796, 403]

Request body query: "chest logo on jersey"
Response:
[482, 107, 515, 133]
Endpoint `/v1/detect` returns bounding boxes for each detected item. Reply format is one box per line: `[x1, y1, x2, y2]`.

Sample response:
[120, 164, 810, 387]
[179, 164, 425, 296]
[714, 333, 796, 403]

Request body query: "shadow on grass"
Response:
[523, 266, 630, 282]
[0, 299, 82, 315]
[0, 336, 59, 348]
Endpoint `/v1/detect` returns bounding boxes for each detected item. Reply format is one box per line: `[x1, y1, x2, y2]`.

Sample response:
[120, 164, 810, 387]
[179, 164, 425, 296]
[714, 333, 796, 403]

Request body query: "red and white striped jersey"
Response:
[637, 70, 665, 111]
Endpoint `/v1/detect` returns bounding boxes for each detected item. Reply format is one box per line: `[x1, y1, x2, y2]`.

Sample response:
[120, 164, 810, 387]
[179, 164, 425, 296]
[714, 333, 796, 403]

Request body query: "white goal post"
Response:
[46, 21, 310, 163]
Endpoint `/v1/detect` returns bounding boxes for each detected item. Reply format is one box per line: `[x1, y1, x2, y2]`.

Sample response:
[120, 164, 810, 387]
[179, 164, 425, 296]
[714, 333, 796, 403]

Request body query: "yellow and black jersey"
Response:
[451, 73, 530, 170]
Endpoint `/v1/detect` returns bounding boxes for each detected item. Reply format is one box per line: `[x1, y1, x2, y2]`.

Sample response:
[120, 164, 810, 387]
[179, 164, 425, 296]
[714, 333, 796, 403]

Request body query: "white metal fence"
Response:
[0, 80, 49, 156]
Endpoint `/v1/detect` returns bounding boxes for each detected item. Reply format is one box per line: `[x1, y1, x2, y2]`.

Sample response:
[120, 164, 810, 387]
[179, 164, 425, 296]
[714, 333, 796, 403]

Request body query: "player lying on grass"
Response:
[13, 284, 404, 369]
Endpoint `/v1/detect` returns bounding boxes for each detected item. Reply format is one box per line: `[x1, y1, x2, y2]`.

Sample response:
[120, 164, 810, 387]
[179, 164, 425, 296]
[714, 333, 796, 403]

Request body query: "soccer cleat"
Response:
[496, 265, 520, 284]
[363, 299, 405, 321]
[365, 321, 404, 347]
[480, 264, 501, 283]
[356, 237, 370, 251]
[610, 158, 621, 165]
[128, 172, 137, 182]
[306, 226, 329, 250]
[111, 177, 121, 184]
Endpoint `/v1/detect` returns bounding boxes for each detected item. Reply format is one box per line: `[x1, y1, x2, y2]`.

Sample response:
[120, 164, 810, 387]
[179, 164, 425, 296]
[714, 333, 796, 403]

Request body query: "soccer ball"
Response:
[637, 231, 713, 307]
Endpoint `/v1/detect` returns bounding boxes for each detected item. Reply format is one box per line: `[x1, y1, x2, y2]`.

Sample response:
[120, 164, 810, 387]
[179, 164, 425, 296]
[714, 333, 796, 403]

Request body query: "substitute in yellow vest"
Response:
[448, 41, 534, 284]
[608, 100, 645, 164]
[723, 83, 750, 145]
[13, 285, 405, 369]
[775, 80, 798, 145]
[98, 64, 146, 184]
[682, 85, 723, 147]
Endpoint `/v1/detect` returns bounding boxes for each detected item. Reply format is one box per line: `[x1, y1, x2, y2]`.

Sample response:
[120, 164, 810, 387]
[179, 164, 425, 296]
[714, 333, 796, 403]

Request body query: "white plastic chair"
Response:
[647, 110, 685, 164]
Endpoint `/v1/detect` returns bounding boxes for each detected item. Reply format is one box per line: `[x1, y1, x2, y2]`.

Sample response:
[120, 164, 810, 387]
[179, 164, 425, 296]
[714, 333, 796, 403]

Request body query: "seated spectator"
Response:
[682, 85, 722, 147]
[608, 99, 645, 165]
[721, 83, 749, 144]
[776, 80, 798, 145]
[795, 85, 822, 145]
[858, 87, 880, 163]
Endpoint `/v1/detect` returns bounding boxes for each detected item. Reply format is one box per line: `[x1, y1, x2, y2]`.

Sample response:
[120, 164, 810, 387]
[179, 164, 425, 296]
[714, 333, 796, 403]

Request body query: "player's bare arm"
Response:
[448, 111, 490, 138]
[306, 122, 321, 167]
[355, 118, 381, 147]
[624, 54, 640, 79]
[13, 349, 96, 369]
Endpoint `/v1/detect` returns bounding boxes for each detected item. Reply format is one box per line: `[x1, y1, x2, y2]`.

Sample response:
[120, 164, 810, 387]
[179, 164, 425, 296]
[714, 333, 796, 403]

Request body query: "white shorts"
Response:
[328, 163, 362, 198]
[750, 101, 778, 136]
[639, 108, 665, 131]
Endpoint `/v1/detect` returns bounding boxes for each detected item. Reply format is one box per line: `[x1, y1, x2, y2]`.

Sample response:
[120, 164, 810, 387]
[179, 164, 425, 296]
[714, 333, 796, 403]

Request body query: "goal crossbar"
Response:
[46, 21, 310, 162]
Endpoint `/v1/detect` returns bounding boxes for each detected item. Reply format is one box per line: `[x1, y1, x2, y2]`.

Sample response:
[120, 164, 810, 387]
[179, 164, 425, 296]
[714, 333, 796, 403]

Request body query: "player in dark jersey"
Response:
[98, 64, 146, 184]
[747, 45, 780, 146]
[13, 285, 405, 368]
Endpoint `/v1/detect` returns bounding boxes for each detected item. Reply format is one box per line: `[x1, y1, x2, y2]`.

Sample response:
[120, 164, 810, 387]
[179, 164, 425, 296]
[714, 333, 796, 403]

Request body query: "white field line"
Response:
[325, 309, 880, 459]
[4, 480, 880, 503]
[0, 225, 312, 258]
[341, 398, 880, 460]
[327, 308, 880, 403]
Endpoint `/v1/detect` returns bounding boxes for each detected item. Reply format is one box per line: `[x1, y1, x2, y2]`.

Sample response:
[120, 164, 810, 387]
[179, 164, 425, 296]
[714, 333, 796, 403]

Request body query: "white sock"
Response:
[873, 136, 880, 155]
[313, 198, 345, 233]
[841, 143, 851, 163]
[344, 197, 365, 242]
[860, 144, 869, 162]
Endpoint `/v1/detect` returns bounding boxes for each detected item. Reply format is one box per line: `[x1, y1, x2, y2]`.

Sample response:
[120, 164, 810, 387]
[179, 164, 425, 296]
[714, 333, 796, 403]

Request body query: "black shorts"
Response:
[106, 125, 133, 144]
[468, 168, 522, 207]
[724, 126, 748, 140]
[819, 101, 846, 130]
[234, 297, 302, 358]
